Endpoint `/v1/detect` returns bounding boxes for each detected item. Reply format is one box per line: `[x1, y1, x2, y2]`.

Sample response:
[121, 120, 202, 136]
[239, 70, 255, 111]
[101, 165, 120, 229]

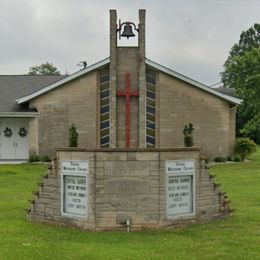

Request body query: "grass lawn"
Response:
[0, 148, 260, 260]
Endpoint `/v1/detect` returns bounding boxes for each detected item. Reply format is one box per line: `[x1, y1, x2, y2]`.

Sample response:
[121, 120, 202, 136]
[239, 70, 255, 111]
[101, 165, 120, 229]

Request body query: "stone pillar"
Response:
[109, 10, 117, 148]
[138, 9, 146, 147]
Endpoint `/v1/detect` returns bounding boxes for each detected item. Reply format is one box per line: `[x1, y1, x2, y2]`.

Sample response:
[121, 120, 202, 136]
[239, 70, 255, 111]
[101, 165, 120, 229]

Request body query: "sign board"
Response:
[60, 160, 88, 218]
[166, 160, 195, 218]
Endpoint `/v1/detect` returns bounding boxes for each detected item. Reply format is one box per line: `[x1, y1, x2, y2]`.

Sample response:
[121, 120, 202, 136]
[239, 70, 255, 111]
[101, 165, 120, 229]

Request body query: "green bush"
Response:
[69, 124, 78, 147]
[234, 138, 257, 161]
[214, 156, 227, 163]
[41, 155, 51, 162]
[28, 154, 40, 162]
[233, 155, 241, 162]
[183, 123, 194, 147]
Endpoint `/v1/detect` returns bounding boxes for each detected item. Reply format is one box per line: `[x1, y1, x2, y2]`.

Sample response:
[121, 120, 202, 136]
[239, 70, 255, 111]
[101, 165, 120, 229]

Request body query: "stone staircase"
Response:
[196, 158, 233, 221]
[27, 156, 233, 229]
[27, 159, 64, 226]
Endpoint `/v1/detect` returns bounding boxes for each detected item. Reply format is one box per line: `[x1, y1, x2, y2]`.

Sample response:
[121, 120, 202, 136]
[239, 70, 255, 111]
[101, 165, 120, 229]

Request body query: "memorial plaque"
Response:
[166, 160, 195, 218]
[61, 160, 88, 217]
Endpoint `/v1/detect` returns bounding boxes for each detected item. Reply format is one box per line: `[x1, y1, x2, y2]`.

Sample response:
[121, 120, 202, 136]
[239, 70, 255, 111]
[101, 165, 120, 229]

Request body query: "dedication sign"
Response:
[166, 160, 195, 218]
[61, 160, 88, 217]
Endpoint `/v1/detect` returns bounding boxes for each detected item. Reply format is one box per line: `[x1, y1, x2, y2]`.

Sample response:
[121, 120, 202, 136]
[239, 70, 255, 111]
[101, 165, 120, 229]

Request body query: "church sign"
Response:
[166, 160, 195, 218]
[60, 160, 88, 218]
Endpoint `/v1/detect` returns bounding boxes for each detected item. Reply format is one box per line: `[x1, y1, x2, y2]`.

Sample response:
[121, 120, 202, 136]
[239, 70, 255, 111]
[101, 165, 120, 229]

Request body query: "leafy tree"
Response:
[28, 62, 60, 75]
[221, 24, 260, 143]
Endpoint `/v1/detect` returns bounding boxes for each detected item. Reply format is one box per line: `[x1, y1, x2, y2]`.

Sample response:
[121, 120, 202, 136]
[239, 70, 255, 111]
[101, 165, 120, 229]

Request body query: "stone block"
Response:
[96, 152, 127, 161]
[104, 161, 150, 176]
[104, 179, 150, 194]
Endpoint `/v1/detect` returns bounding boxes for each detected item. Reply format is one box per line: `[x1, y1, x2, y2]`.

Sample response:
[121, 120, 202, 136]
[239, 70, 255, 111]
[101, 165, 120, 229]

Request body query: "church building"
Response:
[21, 10, 241, 231]
[0, 10, 241, 162]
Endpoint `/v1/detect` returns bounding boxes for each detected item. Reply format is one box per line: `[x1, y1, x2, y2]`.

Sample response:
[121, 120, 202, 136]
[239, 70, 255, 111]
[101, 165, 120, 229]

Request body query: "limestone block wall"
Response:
[29, 72, 99, 157]
[27, 148, 232, 231]
[158, 72, 236, 158]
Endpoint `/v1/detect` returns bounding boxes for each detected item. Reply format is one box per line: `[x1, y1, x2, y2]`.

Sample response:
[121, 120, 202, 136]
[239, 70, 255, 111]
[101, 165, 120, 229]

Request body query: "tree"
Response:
[221, 24, 260, 143]
[28, 62, 60, 75]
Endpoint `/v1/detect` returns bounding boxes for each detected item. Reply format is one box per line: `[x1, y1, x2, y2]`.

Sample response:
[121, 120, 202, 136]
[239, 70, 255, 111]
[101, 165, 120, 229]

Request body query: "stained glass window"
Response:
[100, 70, 110, 147]
[146, 70, 156, 147]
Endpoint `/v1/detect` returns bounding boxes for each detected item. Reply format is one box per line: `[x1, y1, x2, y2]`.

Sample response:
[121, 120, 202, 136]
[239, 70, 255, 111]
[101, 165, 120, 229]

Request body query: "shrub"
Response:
[28, 154, 40, 162]
[69, 124, 78, 147]
[41, 155, 51, 162]
[214, 156, 227, 163]
[233, 155, 241, 162]
[234, 138, 257, 161]
[183, 123, 194, 147]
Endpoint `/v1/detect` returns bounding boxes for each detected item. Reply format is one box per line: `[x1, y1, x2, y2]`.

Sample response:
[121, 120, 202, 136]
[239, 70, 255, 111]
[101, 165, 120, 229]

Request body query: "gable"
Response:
[146, 59, 241, 105]
[15, 57, 241, 106]
[16, 58, 110, 104]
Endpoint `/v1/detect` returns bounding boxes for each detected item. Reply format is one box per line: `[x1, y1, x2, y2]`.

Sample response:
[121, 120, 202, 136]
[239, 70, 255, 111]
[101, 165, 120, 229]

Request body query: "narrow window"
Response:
[146, 70, 156, 147]
[100, 70, 110, 147]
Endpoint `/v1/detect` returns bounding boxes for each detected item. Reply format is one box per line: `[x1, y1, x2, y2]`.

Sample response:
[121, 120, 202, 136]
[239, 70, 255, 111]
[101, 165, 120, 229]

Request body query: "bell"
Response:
[120, 23, 135, 39]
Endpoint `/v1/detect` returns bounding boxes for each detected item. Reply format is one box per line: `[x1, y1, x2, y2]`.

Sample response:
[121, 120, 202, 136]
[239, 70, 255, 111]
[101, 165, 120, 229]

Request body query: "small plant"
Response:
[234, 138, 256, 161]
[214, 156, 227, 163]
[233, 155, 241, 162]
[28, 154, 40, 162]
[183, 123, 194, 147]
[41, 155, 51, 162]
[69, 124, 79, 147]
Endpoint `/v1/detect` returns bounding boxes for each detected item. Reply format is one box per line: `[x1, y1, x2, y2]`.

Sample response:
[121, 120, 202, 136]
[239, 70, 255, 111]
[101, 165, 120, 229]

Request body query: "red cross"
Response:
[116, 73, 139, 148]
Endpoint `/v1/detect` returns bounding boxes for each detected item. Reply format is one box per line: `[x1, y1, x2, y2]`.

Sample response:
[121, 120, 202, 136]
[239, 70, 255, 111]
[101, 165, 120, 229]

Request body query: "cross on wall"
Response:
[116, 73, 139, 148]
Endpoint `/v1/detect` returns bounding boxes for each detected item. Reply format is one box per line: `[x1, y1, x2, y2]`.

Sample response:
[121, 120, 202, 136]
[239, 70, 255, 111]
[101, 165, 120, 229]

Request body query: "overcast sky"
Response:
[0, 0, 259, 85]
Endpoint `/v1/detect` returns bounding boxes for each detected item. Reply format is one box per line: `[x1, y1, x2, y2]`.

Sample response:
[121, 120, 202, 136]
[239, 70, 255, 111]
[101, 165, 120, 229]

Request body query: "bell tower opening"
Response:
[108, 9, 147, 148]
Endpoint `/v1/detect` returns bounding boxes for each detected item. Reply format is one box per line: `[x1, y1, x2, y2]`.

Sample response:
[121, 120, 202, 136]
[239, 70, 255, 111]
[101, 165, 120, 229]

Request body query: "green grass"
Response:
[0, 148, 260, 260]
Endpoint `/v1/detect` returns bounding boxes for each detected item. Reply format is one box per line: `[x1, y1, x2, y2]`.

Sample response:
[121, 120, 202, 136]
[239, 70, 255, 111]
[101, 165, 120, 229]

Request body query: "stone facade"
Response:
[26, 9, 237, 159]
[27, 148, 232, 231]
[26, 8, 237, 232]
[158, 72, 236, 157]
[29, 71, 100, 156]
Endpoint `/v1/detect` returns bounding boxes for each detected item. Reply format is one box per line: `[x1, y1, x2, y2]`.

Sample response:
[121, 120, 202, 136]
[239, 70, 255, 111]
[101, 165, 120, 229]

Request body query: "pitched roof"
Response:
[215, 86, 237, 98]
[17, 58, 110, 104]
[0, 75, 66, 112]
[2, 57, 241, 110]
[146, 59, 242, 105]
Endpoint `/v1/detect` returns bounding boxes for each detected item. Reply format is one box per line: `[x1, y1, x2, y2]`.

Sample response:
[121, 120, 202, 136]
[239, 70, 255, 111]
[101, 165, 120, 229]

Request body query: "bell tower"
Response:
[109, 9, 146, 148]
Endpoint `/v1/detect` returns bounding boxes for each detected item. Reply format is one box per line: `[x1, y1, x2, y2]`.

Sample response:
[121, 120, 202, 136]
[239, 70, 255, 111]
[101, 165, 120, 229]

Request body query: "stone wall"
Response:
[29, 72, 99, 156]
[158, 72, 236, 158]
[27, 148, 232, 231]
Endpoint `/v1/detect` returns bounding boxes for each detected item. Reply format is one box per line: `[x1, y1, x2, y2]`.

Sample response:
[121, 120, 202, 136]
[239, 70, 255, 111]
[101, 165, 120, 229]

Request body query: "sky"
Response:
[0, 0, 259, 86]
